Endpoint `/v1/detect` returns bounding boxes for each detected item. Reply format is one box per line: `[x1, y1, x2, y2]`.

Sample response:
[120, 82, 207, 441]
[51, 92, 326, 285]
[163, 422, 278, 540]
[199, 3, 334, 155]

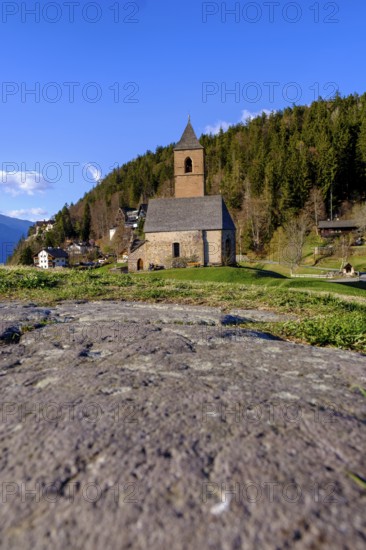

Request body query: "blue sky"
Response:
[1, 0, 366, 221]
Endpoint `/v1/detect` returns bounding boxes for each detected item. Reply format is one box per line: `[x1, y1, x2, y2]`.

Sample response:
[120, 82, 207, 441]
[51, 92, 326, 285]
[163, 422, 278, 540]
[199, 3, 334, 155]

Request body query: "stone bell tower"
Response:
[174, 117, 205, 198]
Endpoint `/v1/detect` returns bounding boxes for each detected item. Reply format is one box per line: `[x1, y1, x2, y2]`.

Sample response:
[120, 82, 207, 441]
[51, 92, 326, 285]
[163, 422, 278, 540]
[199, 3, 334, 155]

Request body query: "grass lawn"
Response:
[141, 266, 366, 298]
[239, 262, 333, 277]
[315, 256, 366, 272]
[0, 266, 365, 353]
[97, 262, 127, 273]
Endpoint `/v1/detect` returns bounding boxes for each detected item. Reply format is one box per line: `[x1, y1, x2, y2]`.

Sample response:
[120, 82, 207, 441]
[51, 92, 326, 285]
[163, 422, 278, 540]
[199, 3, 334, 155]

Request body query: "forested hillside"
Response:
[71, 93, 366, 244]
[10, 93, 366, 263]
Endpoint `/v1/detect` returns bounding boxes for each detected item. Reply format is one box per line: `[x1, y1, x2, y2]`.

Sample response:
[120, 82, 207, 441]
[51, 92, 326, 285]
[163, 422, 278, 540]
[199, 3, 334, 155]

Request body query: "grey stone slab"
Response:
[0, 300, 365, 550]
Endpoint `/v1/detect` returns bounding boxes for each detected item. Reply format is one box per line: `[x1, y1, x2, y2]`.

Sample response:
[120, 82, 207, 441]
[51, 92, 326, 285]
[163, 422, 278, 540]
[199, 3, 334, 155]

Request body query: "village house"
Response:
[109, 204, 148, 240]
[66, 241, 100, 256]
[34, 247, 69, 269]
[67, 242, 88, 255]
[125, 204, 148, 228]
[318, 219, 359, 238]
[128, 119, 236, 272]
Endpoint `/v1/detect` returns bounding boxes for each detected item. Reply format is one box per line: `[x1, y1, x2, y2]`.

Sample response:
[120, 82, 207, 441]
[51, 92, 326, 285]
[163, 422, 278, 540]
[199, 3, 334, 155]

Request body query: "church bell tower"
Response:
[174, 117, 205, 198]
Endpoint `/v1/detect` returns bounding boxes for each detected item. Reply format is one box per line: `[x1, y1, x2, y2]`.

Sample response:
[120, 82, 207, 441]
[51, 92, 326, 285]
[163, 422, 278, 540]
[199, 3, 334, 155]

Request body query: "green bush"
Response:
[172, 257, 189, 268]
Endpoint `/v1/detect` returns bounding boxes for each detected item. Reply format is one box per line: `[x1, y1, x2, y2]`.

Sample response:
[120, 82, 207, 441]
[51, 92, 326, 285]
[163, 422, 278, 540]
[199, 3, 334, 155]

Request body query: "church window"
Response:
[173, 243, 180, 258]
[184, 157, 193, 173]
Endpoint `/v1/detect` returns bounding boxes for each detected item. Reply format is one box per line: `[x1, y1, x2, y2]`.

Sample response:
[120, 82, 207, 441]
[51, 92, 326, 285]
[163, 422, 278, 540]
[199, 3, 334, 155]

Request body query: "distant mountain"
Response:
[0, 214, 33, 264]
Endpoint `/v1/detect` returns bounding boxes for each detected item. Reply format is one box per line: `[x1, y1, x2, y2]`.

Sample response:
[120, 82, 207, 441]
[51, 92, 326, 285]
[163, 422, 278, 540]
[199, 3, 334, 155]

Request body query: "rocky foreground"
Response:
[0, 300, 365, 549]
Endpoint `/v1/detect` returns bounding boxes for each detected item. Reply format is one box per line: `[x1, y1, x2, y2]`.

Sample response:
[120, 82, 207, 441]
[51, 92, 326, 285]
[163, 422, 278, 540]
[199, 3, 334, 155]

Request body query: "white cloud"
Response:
[240, 109, 272, 123]
[204, 120, 232, 135]
[204, 109, 273, 135]
[0, 170, 52, 196]
[84, 163, 102, 183]
[2, 208, 49, 222]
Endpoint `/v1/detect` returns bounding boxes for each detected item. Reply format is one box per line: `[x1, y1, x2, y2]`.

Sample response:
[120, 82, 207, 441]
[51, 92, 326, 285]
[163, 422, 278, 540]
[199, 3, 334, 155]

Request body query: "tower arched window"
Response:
[184, 157, 193, 173]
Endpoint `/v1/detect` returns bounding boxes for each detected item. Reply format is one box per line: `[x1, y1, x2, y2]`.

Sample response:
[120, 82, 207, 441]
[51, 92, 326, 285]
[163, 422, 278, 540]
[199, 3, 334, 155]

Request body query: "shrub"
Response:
[172, 257, 189, 268]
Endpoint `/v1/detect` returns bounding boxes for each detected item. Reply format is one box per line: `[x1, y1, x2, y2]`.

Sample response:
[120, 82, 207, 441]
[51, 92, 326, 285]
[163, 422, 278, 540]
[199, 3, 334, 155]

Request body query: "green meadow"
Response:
[0, 266, 365, 353]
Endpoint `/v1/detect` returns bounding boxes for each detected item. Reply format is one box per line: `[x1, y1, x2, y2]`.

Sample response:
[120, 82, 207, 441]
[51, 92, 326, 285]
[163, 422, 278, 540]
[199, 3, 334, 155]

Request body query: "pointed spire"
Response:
[174, 118, 204, 151]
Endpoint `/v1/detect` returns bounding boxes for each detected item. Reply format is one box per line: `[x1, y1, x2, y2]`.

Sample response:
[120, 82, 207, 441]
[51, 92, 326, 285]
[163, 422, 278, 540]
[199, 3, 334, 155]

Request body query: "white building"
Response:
[67, 242, 88, 255]
[109, 227, 118, 241]
[34, 248, 69, 269]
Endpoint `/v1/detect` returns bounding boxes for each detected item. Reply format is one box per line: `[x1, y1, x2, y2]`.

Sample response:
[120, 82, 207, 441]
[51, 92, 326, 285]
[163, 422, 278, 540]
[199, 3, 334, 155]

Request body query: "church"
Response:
[128, 119, 236, 272]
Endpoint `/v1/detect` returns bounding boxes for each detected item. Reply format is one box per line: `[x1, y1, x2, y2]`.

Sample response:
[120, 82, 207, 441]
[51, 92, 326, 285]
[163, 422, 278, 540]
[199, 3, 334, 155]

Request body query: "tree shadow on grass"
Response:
[334, 281, 366, 291]
[236, 265, 287, 279]
[220, 314, 284, 342]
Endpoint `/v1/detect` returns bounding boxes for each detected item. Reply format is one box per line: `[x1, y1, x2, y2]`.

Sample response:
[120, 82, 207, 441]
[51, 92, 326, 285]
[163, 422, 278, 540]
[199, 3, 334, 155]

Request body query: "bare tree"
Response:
[304, 187, 326, 234]
[112, 225, 130, 260]
[281, 212, 311, 274]
[242, 183, 270, 252]
[92, 200, 109, 239]
[334, 234, 353, 270]
[239, 178, 272, 253]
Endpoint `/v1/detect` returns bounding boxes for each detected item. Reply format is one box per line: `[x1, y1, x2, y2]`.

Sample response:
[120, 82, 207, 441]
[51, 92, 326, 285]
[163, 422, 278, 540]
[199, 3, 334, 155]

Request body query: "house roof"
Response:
[174, 119, 204, 151]
[144, 196, 236, 233]
[318, 220, 358, 229]
[42, 247, 68, 258]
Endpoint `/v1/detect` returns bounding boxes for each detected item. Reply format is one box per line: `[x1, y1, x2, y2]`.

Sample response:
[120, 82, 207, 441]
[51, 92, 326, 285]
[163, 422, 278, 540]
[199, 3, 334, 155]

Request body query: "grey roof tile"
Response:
[144, 196, 235, 233]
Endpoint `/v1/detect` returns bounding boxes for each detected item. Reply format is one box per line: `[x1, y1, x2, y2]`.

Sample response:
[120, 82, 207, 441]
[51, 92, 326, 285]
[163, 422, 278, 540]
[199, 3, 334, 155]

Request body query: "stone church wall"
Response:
[204, 230, 222, 265]
[202, 230, 235, 265]
[128, 230, 236, 271]
[145, 231, 205, 268]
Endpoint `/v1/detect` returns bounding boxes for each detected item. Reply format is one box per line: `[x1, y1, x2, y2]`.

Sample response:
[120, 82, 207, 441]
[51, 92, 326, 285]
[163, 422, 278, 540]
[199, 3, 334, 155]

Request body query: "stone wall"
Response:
[204, 230, 221, 265]
[145, 230, 205, 268]
[203, 230, 236, 265]
[128, 229, 236, 272]
[128, 243, 147, 272]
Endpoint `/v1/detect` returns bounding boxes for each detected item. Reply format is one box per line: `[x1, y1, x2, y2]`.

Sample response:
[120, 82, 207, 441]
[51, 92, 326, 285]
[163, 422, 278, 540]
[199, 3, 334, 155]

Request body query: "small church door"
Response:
[137, 259, 144, 271]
